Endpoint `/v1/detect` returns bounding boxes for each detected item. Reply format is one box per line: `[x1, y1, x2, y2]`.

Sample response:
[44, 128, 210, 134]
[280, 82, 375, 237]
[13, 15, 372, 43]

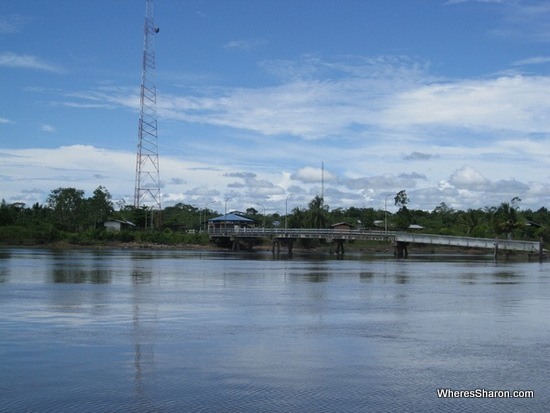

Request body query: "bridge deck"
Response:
[209, 228, 543, 254]
[395, 233, 541, 253]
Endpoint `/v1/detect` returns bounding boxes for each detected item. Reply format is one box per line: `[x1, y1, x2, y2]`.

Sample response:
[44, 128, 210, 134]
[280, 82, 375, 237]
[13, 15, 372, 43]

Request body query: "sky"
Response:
[1, 0, 550, 215]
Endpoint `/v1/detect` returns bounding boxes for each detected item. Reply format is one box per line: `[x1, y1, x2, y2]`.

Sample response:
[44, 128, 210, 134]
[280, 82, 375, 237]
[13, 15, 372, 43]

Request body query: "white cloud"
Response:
[446, 1, 550, 43]
[403, 152, 439, 161]
[0, 52, 66, 74]
[490, 1, 550, 43]
[65, 57, 550, 148]
[379, 76, 550, 134]
[449, 166, 490, 190]
[0, 14, 32, 34]
[0, 145, 134, 204]
[224, 38, 268, 51]
[5, 54, 549, 211]
[0, 117, 12, 124]
[512, 56, 550, 66]
[166, 74, 550, 150]
[41, 124, 56, 133]
[147, 56, 433, 140]
[0, 143, 548, 212]
[291, 166, 336, 184]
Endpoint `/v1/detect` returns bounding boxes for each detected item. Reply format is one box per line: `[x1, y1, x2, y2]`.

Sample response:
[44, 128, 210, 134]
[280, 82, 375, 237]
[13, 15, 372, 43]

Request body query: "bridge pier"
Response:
[394, 241, 408, 258]
[272, 238, 295, 255]
[288, 239, 294, 254]
[335, 240, 345, 255]
[272, 239, 280, 254]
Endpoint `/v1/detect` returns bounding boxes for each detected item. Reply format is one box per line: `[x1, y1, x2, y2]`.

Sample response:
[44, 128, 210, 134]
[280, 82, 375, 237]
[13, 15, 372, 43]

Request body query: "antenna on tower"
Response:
[134, 0, 161, 214]
[321, 161, 324, 202]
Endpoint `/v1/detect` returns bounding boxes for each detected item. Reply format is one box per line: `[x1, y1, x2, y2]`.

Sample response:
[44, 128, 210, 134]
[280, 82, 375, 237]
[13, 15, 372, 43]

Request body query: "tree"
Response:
[432, 202, 455, 233]
[394, 190, 410, 209]
[493, 201, 523, 239]
[306, 196, 329, 228]
[246, 207, 258, 216]
[88, 186, 113, 228]
[289, 206, 307, 228]
[163, 203, 200, 231]
[458, 208, 489, 237]
[0, 199, 16, 226]
[394, 190, 411, 230]
[511, 196, 521, 210]
[47, 187, 86, 232]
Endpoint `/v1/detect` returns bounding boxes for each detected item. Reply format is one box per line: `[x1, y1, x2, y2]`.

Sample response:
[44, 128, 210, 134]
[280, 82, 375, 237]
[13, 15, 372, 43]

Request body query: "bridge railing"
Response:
[208, 227, 395, 239]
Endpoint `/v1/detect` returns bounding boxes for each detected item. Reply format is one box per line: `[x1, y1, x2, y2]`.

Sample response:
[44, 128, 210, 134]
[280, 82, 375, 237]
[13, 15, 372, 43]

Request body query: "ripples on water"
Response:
[0, 248, 549, 412]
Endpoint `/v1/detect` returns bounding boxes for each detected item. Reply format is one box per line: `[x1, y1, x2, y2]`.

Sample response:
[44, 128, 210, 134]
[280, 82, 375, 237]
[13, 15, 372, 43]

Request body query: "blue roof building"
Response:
[207, 212, 259, 230]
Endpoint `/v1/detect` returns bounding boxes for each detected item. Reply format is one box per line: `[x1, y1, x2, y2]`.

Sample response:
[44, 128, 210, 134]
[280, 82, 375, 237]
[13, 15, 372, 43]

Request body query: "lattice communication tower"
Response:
[134, 0, 161, 211]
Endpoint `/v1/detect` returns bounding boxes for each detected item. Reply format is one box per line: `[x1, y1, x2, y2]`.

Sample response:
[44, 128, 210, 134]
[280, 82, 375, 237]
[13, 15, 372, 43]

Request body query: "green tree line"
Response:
[1, 187, 549, 246]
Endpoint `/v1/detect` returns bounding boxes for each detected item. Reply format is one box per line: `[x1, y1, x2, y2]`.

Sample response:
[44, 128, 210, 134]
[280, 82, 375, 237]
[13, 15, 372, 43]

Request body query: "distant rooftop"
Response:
[208, 213, 257, 223]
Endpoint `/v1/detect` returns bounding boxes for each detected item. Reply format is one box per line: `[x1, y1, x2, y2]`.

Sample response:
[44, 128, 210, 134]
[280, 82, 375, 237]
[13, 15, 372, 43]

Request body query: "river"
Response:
[0, 247, 548, 412]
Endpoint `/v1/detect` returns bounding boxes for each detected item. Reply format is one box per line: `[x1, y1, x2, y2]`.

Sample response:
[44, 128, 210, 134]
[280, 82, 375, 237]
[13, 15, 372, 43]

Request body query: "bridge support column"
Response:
[539, 237, 544, 263]
[272, 238, 294, 254]
[232, 239, 240, 251]
[335, 240, 345, 255]
[287, 239, 294, 254]
[394, 241, 408, 258]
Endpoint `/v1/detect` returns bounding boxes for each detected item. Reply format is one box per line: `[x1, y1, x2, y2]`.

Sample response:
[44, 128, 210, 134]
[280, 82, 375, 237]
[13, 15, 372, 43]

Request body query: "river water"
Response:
[0, 247, 548, 412]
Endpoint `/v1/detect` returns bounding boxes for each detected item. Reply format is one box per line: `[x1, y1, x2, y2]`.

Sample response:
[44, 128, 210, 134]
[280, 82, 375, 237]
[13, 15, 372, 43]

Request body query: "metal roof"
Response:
[208, 213, 257, 223]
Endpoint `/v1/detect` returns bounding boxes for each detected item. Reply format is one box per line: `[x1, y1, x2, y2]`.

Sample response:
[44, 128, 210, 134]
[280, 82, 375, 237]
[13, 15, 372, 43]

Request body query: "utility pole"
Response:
[134, 0, 161, 217]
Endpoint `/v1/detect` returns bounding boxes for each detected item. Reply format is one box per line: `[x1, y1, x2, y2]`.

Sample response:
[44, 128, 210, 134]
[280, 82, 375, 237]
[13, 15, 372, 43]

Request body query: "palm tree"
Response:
[493, 202, 523, 239]
[458, 208, 487, 237]
[306, 196, 329, 229]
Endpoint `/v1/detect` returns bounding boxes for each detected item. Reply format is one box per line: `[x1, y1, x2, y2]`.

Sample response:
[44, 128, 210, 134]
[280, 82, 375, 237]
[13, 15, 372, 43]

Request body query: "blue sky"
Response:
[1, 0, 550, 214]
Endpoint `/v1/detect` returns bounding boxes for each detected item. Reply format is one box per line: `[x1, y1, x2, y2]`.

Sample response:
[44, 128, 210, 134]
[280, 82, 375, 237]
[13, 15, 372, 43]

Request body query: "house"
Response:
[207, 212, 259, 232]
[331, 222, 354, 232]
[373, 220, 385, 229]
[104, 220, 136, 232]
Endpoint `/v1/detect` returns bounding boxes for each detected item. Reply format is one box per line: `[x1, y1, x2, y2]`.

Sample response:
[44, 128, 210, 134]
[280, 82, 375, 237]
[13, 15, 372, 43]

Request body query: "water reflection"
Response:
[46, 249, 116, 284]
[0, 248, 548, 412]
[51, 268, 112, 283]
[492, 271, 521, 285]
[460, 272, 478, 285]
[132, 269, 153, 284]
[394, 272, 409, 284]
[290, 271, 329, 283]
[131, 269, 157, 407]
[359, 271, 375, 282]
[0, 250, 11, 260]
[0, 268, 8, 283]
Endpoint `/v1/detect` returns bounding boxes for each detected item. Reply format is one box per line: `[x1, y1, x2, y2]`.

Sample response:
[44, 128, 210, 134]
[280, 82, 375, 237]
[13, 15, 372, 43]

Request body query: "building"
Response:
[331, 222, 354, 231]
[103, 220, 136, 232]
[207, 212, 259, 232]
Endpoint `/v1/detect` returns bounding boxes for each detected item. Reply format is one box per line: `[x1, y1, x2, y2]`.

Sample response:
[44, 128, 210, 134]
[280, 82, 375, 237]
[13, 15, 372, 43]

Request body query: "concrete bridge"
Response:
[394, 233, 544, 260]
[208, 227, 545, 260]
